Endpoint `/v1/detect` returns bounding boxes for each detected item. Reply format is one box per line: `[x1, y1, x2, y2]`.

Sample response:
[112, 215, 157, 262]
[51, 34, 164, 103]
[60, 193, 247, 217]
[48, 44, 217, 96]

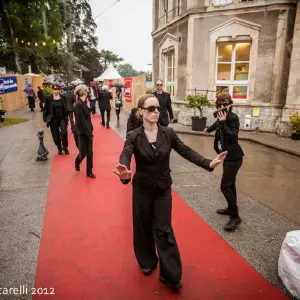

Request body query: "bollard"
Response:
[36, 129, 49, 161]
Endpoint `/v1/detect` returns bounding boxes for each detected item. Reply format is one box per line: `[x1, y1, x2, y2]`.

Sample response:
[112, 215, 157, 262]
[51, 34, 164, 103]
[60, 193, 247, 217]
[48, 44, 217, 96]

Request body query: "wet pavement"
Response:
[177, 134, 300, 225]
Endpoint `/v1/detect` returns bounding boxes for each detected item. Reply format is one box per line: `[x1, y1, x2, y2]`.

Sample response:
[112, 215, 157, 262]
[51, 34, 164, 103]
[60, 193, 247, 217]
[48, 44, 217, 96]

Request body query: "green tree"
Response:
[99, 50, 124, 69]
[0, 0, 64, 73]
[117, 63, 145, 78]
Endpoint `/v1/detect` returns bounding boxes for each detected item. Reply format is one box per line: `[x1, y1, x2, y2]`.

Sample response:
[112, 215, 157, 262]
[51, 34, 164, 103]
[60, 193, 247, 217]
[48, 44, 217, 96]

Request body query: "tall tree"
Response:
[99, 50, 124, 69]
[0, 0, 64, 73]
[117, 63, 145, 78]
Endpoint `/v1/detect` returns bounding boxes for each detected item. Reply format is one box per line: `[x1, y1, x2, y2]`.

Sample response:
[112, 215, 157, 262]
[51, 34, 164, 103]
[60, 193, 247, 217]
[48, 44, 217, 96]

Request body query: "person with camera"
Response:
[205, 94, 244, 232]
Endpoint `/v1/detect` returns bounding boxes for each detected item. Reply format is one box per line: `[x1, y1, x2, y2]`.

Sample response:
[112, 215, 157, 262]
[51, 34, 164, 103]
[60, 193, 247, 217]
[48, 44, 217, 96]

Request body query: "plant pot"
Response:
[192, 117, 207, 131]
[0, 109, 6, 124]
[291, 133, 300, 140]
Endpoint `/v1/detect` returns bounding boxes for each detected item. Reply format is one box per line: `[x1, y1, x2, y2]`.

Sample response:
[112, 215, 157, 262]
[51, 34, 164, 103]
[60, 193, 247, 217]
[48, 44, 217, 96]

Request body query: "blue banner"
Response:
[0, 76, 18, 95]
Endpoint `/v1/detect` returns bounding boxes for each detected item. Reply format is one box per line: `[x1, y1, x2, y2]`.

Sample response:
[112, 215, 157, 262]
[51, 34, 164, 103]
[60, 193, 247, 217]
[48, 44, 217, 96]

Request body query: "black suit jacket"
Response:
[63, 91, 76, 112]
[207, 111, 244, 161]
[126, 108, 143, 134]
[98, 90, 112, 110]
[153, 91, 174, 126]
[74, 100, 93, 136]
[43, 94, 68, 127]
[119, 125, 213, 190]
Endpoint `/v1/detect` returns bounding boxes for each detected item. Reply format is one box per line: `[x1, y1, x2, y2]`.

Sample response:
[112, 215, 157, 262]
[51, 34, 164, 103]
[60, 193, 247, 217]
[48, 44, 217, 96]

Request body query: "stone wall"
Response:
[172, 101, 283, 133]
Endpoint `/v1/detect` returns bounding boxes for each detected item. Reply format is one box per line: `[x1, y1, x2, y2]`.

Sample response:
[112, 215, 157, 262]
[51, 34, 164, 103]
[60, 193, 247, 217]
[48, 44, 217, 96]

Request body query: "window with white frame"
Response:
[215, 42, 251, 102]
[212, 0, 232, 6]
[165, 51, 175, 96]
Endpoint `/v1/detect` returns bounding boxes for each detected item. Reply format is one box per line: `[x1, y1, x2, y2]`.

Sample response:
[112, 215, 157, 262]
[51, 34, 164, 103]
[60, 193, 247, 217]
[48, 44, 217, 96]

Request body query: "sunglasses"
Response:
[53, 88, 60, 90]
[141, 106, 162, 112]
[156, 84, 163, 86]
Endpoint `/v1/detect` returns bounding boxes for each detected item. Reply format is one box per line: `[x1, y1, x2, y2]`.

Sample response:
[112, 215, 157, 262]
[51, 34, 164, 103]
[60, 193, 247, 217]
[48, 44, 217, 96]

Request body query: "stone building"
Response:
[152, 0, 300, 135]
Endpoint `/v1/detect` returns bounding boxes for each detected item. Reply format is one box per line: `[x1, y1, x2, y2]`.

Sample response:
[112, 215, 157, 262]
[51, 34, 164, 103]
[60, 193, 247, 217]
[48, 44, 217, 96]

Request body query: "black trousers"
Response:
[49, 118, 68, 150]
[100, 109, 110, 126]
[89, 100, 96, 115]
[68, 111, 75, 129]
[115, 108, 121, 120]
[133, 185, 182, 283]
[28, 96, 35, 110]
[220, 159, 243, 217]
[39, 101, 44, 111]
[75, 134, 93, 174]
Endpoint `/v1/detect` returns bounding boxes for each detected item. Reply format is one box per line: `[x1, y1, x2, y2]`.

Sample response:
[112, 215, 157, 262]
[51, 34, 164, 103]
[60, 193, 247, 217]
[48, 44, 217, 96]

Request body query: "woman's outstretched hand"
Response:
[209, 151, 228, 169]
[113, 163, 132, 180]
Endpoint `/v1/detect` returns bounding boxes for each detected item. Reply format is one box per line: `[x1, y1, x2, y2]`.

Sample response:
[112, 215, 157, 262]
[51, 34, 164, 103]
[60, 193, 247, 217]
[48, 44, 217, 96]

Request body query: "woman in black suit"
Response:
[43, 83, 69, 155]
[74, 84, 96, 179]
[113, 94, 227, 290]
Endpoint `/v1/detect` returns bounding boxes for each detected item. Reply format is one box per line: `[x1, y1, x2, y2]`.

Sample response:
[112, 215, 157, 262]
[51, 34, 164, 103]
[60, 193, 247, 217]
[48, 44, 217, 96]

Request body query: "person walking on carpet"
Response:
[43, 83, 69, 155]
[113, 94, 227, 290]
[74, 84, 96, 179]
[98, 85, 112, 128]
[23, 83, 36, 112]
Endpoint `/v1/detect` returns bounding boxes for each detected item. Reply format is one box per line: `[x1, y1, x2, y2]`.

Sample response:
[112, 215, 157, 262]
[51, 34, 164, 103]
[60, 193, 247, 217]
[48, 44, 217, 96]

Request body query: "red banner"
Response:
[124, 78, 132, 102]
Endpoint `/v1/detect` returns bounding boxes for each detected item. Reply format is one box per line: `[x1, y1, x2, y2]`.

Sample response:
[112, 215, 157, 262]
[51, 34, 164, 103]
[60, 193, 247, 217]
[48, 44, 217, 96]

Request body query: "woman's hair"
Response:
[75, 84, 88, 97]
[136, 94, 157, 118]
[216, 94, 233, 108]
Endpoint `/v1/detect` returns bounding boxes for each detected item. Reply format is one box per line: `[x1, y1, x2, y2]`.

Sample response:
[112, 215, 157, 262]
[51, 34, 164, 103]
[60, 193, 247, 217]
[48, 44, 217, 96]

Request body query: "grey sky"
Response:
[90, 0, 153, 72]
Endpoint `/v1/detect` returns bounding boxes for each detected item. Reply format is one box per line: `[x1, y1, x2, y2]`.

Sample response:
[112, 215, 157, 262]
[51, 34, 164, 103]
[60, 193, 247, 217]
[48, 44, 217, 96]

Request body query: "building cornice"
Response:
[152, 1, 296, 37]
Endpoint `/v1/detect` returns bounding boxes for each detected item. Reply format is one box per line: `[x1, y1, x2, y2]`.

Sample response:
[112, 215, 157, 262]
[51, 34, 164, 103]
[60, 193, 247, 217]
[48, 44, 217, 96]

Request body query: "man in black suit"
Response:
[205, 94, 244, 231]
[63, 85, 76, 130]
[153, 79, 174, 126]
[98, 85, 112, 128]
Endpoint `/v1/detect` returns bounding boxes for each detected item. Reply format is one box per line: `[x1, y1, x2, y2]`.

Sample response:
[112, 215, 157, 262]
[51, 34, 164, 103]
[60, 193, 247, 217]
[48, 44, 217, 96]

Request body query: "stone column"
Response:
[280, 1, 300, 136]
[271, 10, 289, 105]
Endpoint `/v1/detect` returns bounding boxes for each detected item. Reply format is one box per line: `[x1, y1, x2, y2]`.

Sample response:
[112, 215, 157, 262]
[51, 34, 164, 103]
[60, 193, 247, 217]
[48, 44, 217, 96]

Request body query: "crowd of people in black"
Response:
[39, 78, 243, 291]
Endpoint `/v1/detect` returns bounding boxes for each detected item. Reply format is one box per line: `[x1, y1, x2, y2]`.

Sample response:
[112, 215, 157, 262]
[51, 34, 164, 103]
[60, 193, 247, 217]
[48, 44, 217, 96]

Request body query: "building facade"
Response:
[152, 0, 300, 136]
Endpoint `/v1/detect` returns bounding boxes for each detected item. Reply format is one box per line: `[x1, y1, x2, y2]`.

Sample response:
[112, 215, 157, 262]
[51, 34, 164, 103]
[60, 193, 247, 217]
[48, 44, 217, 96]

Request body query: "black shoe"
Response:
[224, 217, 242, 232]
[58, 150, 63, 155]
[217, 208, 230, 215]
[159, 276, 181, 290]
[87, 173, 96, 179]
[63, 148, 70, 155]
[106, 125, 110, 129]
[142, 264, 157, 276]
[75, 162, 80, 172]
[101, 122, 105, 127]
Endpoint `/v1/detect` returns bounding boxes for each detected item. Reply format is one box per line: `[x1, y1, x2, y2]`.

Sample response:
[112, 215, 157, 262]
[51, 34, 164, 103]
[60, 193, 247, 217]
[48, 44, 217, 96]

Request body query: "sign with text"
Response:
[124, 78, 132, 102]
[0, 76, 18, 94]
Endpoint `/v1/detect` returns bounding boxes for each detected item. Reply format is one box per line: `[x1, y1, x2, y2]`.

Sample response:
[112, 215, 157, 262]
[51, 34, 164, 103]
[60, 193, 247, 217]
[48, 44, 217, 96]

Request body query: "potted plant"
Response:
[290, 112, 300, 140]
[0, 96, 6, 124]
[185, 94, 212, 131]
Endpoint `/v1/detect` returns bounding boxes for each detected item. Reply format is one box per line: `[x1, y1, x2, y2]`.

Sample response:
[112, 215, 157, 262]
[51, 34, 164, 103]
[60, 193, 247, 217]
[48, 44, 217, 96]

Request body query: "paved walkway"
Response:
[170, 123, 300, 157]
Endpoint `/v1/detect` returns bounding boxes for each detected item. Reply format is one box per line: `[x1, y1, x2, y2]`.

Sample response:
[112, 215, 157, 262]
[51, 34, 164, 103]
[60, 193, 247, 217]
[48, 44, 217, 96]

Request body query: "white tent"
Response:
[94, 64, 122, 81]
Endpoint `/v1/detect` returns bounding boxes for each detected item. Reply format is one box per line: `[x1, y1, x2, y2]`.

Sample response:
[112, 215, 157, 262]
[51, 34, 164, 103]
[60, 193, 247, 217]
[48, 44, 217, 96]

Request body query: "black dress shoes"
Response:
[142, 264, 157, 276]
[87, 173, 96, 179]
[75, 163, 80, 171]
[216, 208, 230, 215]
[224, 217, 242, 231]
[63, 148, 70, 155]
[58, 149, 62, 155]
[159, 276, 182, 290]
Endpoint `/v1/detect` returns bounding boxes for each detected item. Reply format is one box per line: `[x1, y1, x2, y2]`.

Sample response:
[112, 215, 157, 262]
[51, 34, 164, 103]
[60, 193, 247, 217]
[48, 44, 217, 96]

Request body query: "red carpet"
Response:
[34, 115, 288, 299]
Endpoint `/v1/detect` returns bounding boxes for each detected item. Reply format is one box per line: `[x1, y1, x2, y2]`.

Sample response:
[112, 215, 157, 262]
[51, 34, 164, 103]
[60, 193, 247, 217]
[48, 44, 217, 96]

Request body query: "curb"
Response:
[173, 129, 300, 158]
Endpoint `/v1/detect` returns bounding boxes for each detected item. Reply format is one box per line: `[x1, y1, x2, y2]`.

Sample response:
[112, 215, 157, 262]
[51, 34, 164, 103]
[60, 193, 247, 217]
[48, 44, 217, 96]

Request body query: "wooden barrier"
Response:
[0, 74, 45, 112]
[104, 73, 146, 112]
